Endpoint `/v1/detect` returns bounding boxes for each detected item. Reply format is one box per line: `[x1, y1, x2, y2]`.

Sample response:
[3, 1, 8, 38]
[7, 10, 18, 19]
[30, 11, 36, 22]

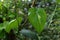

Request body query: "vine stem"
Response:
[48, 5, 57, 27]
[32, 0, 35, 7]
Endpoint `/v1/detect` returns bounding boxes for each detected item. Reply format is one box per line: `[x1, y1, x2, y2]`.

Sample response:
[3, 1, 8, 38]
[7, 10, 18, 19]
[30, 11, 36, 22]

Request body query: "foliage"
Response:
[0, 0, 60, 40]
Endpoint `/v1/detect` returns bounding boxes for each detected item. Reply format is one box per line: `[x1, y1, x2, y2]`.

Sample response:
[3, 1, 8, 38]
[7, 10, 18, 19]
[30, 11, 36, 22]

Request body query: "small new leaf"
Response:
[5, 17, 22, 33]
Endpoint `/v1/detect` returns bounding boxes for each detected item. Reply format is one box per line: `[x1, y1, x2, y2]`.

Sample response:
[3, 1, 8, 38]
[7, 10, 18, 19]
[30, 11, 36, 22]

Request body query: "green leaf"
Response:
[56, 0, 60, 4]
[20, 29, 38, 40]
[0, 2, 2, 10]
[0, 22, 9, 32]
[0, 23, 4, 31]
[5, 17, 22, 33]
[0, 22, 9, 38]
[28, 8, 47, 33]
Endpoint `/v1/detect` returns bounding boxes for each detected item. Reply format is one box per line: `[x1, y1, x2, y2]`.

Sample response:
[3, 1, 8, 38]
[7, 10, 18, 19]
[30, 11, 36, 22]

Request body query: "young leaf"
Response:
[28, 8, 47, 33]
[5, 17, 22, 33]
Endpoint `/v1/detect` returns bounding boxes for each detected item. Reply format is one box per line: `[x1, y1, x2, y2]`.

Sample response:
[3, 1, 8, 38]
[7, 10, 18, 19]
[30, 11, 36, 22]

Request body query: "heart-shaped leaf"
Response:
[28, 8, 47, 33]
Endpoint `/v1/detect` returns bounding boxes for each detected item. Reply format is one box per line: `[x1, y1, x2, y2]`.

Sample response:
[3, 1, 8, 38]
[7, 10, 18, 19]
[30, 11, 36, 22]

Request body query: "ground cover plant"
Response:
[0, 0, 60, 40]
